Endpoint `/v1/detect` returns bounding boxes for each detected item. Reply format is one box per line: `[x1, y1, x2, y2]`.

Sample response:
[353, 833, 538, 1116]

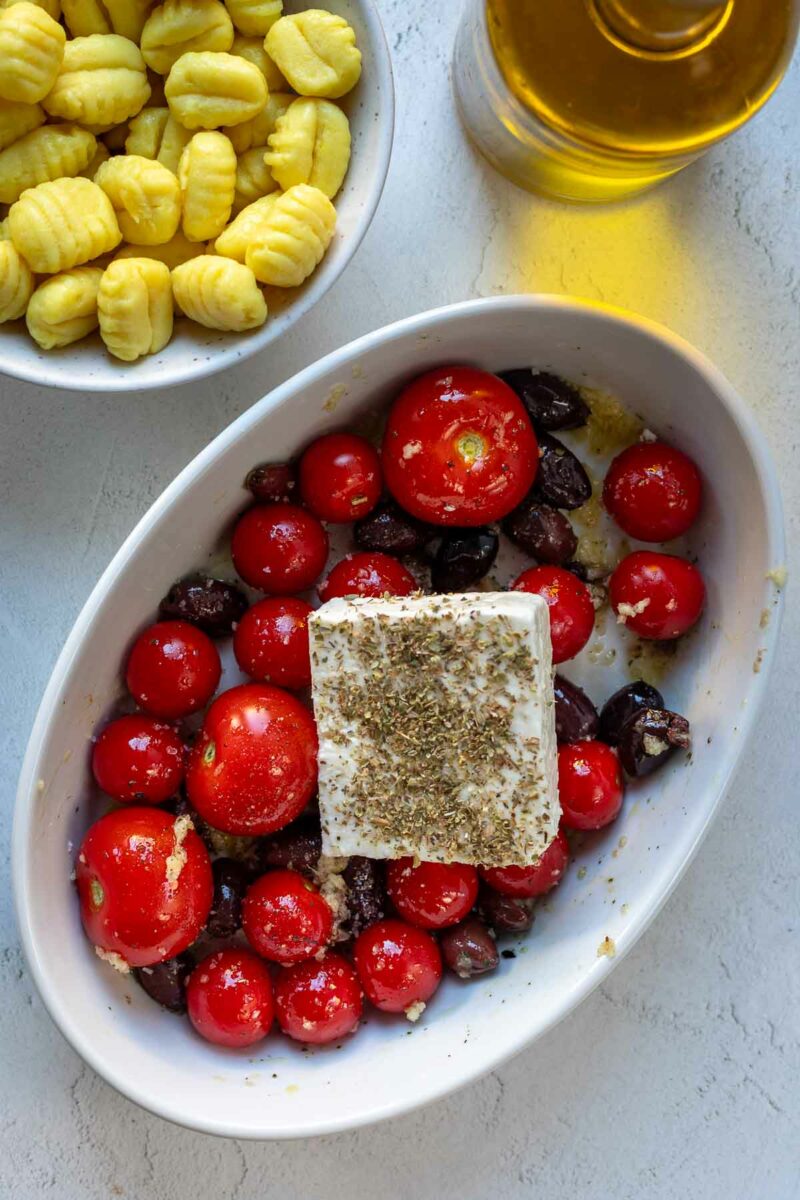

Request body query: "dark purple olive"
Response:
[598, 681, 665, 746]
[257, 819, 322, 877]
[618, 707, 691, 777]
[134, 954, 192, 1013]
[441, 917, 499, 979]
[354, 502, 430, 556]
[158, 575, 247, 638]
[499, 369, 589, 431]
[430, 528, 499, 592]
[206, 858, 249, 938]
[478, 886, 535, 933]
[503, 499, 577, 564]
[244, 461, 298, 504]
[343, 856, 386, 937]
[563, 560, 589, 582]
[554, 674, 599, 744]
[533, 433, 593, 510]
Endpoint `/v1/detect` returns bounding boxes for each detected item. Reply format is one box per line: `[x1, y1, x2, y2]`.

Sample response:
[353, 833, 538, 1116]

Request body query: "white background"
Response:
[2, 3, 798, 1197]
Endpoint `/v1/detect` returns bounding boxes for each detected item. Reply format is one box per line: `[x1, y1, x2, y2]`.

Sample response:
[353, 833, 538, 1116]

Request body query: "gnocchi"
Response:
[115, 228, 204, 269]
[25, 264, 102, 347]
[265, 10, 361, 99]
[233, 146, 277, 213]
[0, 0, 61, 18]
[0, 239, 35, 322]
[223, 0, 282, 38]
[61, 0, 153, 41]
[178, 130, 236, 240]
[8, 176, 121, 272]
[79, 140, 111, 178]
[245, 182, 335, 287]
[126, 107, 192, 172]
[98, 256, 173, 360]
[224, 90, 293, 153]
[230, 33, 287, 90]
[0, 123, 96, 204]
[141, 0, 233, 76]
[265, 96, 350, 198]
[95, 154, 181, 245]
[0, 2, 66, 105]
[0, 98, 45, 154]
[165, 50, 267, 129]
[171, 254, 266, 330]
[213, 192, 278, 262]
[42, 34, 151, 127]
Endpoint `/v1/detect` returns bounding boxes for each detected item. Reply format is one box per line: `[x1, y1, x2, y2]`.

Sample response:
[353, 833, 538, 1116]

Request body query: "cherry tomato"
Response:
[480, 828, 570, 898]
[609, 551, 705, 639]
[381, 366, 538, 527]
[512, 565, 595, 664]
[187, 949, 274, 1048]
[318, 551, 417, 603]
[231, 503, 329, 594]
[76, 807, 212, 968]
[274, 953, 363, 1044]
[233, 597, 312, 691]
[242, 869, 333, 964]
[186, 683, 318, 836]
[604, 441, 702, 542]
[385, 859, 479, 930]
[558, 741, 624, 831]
[126, 620, 221, 719]
[91, 714, 185, 804]
[299, 433, 382, 524]
[354, 918, 442, 1014]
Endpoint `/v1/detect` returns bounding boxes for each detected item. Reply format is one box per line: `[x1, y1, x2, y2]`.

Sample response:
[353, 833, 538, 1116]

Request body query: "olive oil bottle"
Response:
[454, 0, 799, 201]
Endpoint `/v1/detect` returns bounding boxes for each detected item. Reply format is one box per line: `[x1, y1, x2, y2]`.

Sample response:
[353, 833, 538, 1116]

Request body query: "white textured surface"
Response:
[1, 2, 798, 1195]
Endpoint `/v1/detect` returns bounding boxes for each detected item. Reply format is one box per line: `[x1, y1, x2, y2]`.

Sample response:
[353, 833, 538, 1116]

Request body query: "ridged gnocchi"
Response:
[178, 130, 236, 240]
[43, 34, 151, 126]
[8, 176, 121, 272]
[223, 0, 281, 37]
[172, 254, 266, 330]
[265, 10, 361, 99]
[0, 2, 66, 104]
[0, 123, 96, 203]
[25, 263, 102, 346]
[0, 98, 46, 153]
[230, 33, 286, 90]
[245, 182, 335, 286]
[126, 107, 192, 172]
[141, 0, 233, 76]
[115, 228, 204, 269]
[95, 154, 181, 245]
[265, 96, 349, 198]
[165, 50, 266, 129]
[213, 192, 277, 261]
[233, 146, 277, 213]
[0, 239, 35, 321]
[98, 256, 173, 360]
[224, 90, 293, 153]
[61, 0, 153, 42]
[0, 0, 62, 18]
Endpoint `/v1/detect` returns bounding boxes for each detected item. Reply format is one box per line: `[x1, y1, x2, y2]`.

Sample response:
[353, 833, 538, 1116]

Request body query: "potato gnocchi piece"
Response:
[78, 141, 111, 178]
[62, 0, 153, 40]
[125, 106, 169, 158]
[165, 50, 267, 129]
[0, 0, 61, 18]
[230, 33, 287, 90]
[0, 239, 34, 321]
[265, 96, 349, 198]
[265, 10, 360, 99]
[213, 192, 277, 261]
[233, 146, 277, 213]
[0, 217, 10, 240]
[115, 228, 204, 269]
[245, 181, 334, 286]
[43, 34, 151, 127]
[101, 121, 131, 151]
[141, 0, 233, 76]
[0, 98, 45, 153]
[178, 130, 236, 240]
[172, 253, 266, 330]
[224, 90, 292, 153]
[224, 0, 281, 37]
[98, 256, 173, 360]
[95, 154, 181, 245]
[9, 176, 121, 272]
[0, 2, 66, 105]
[0, 124, 97, 204]
[25, 264, 103, 347]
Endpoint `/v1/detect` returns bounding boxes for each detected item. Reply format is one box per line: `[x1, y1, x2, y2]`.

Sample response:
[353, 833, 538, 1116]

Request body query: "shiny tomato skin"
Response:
[275, 953, 363, 1044]
[512, 565, 595, 664]
[242, 869, 333, 964]
[299, 433, 382, 524]
[354, 918, 442, 1013]
[381, 367, 538, 527]
[318, 551, 417, 603]
[231, 503, 329, 595]
[126, 620, 221, 719]
[91, 714, 185, 804]
[480, 828, 570, 898]
[185, 683, 318, 836]
[604, 441, 702, 542]
[385, 859, 479, 930]
[609, 551, 706, 640]
[76, 807, 212, 968]
[558, 741, 624, 831]
[233, 597, 313, 690]
[187, 949, 274, 1048]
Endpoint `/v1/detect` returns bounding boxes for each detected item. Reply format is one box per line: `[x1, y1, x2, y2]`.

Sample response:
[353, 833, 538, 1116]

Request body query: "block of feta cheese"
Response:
[309, 591, 560, 867]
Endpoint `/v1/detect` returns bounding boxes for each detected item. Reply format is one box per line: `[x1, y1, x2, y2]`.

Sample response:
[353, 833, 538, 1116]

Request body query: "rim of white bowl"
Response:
[0, 0, 395, 394]
[13, 296, 787, 1138]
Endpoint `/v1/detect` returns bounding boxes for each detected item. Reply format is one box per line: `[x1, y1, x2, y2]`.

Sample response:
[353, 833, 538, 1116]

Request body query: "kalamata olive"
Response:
[563, 560, 589, 582]
[441, 917, 499, 979]
[503, 499, 577, 564]
[158, 575, 247, 638]
[554, 674, 599, 743]
[499, 370, 589, 431]
[343, 856, 386, 937]
[206, 857, 249, 938]
[478, 886, 535, 933]
[257, 819, 322, 877]
[354, 502, 431, 556]
[430, 528, 499, 592]
[533, 433, 593, 510]
[618, 707, 691, 777]
[134, 954, 192, 1013]
[244, 461, 298, 504]
[598, 681, 665, 746]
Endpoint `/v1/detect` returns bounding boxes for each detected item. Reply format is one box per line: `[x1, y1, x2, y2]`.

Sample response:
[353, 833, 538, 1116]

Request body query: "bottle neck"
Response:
[590, 0, 731, 54]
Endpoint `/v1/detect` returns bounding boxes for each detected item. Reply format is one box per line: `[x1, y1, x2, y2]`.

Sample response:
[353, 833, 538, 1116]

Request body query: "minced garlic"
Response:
[164, 814, 193, 889]
[94, 946, 130, 974]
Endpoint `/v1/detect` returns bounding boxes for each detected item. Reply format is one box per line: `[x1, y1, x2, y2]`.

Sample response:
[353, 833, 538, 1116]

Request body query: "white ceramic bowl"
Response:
[14, 296, 785, 1138]
[0, 0, 393, 393]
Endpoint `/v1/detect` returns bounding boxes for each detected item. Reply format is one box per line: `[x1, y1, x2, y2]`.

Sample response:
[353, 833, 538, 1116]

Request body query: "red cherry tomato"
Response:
[233, 597, 312, 690]
[76, 807, 212, 968]
[231, 503, 329, 594]
[604, 441, 702, 542]
[242, 869, 333, 964]
[275, 953, 363, 1044]
[609, 551, 705, 639]
[126, 620, 221, 719]
[186, 683, 318, 836]
[299, 432, 382, 524]
[354, 918, 442, 1014]
[385, 859, 479, 930]
[318, 551, 417, 603]
[480, 828, 570, 898]
[91, 714, 185, 804]
[512, 565, 595, 664]
[381, 366, 538, 527]
[558, 741, 624, 831]
[187, 949, 274, 1048]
